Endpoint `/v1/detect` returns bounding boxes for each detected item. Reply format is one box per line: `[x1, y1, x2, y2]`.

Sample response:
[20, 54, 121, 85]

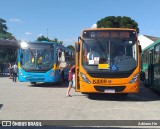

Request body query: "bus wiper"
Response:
[95, 39, 105, 52]
[38, 49, 47, 59]
[95, 38, 106, 53]
[29, 49, 35, 59]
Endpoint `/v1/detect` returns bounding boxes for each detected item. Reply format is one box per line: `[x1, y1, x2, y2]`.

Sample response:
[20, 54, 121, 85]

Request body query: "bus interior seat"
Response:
[116, 57, 136, 71]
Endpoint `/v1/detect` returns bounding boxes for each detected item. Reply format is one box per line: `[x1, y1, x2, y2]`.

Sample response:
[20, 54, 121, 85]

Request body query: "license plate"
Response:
[104, 89, 115, 93]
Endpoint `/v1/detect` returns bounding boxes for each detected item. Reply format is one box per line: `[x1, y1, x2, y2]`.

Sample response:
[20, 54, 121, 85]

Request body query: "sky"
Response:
[0, 0, 160, 46]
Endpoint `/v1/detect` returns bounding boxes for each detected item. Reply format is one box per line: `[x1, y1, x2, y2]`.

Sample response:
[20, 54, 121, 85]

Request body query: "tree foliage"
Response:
[66, 45, 75, 51]
[97, 16, 139, 33]
[0, 33, 16, 40]
[37, 35, 49, 41]
[0, 18, 16, 40]
[0, 18, 17, 63]
[0, 18, 8, 33]
[37, 36, 74, 50]
[37, 35, 63, 45]
[0, 48, 17, 63]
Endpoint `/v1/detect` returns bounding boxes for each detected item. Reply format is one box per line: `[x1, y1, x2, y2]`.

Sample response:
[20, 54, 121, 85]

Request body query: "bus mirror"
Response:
[75, 42, 80, 52]
[139, 45, 142, 53]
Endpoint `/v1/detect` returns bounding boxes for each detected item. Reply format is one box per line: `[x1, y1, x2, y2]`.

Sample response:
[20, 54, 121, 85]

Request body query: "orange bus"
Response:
[75, 28, 141, 95]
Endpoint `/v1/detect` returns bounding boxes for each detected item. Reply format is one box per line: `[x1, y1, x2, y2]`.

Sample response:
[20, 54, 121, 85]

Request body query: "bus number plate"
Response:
[104, 89, 115, 93]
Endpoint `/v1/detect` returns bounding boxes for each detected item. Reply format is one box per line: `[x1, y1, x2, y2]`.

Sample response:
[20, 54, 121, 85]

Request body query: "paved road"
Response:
[0, 76, 160, 123]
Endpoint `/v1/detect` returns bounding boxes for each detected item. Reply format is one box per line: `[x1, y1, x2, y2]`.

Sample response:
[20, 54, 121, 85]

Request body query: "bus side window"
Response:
[59, 52, 62, 60]
[59, 51, 67, 68]
[83, 49, 88, 63]
[56, 49, 61, 67]
[56, 49, 63, 62]
[65, 51, 73, 66]
[20, 53, 23, 65]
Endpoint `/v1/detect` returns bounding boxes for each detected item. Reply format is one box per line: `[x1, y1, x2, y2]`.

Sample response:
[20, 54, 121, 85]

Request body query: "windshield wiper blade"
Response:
[95, 38, 106, 53]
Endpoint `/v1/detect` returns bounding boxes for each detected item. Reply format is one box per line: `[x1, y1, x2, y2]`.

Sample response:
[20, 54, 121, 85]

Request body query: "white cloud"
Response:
[25, 32, 33, 35]
[37, 34, 43, 37]
[91, 23, 97, 28]
[9, 18, 22, 23]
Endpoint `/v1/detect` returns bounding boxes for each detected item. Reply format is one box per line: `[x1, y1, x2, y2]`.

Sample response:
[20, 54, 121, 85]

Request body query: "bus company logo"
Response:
[108, 80, 112, 83]
[93, 79, 107, 84]
[2, 121, 11, 126]
[91, 32, 95, 37]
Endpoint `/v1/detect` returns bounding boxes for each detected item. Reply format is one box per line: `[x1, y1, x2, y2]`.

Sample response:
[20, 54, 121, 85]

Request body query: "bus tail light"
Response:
[129, 73, 139, 84]
[80, 73, 91, 84]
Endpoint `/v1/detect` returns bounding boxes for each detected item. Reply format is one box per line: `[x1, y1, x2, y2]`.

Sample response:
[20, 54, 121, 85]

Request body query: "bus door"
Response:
[148, 49, 154, 88]
[75, 42, 80, 92]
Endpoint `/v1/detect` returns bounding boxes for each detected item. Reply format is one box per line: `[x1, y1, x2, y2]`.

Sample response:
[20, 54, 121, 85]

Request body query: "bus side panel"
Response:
[75, 42, 80, 92]
[153, 63, 160, 92]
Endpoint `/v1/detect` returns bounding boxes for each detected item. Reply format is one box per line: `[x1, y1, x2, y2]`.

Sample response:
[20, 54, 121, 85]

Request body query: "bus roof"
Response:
[142, 38, 160, 52]
[19, 41, 73, 52]
[19, 41, 64, 47]
[0, 39, 19, 48]
[82, 28, 137, 32]
[22, 41, 58, 44]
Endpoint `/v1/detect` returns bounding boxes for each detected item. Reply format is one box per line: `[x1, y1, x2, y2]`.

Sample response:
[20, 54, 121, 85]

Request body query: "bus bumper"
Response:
[18, 70, 61, 83]
[18, 75, 59, 83]
[79, 81, 139, 94]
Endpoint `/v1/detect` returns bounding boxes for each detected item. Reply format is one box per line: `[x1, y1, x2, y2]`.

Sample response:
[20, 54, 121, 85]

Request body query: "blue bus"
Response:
[18, 41, 74, 84]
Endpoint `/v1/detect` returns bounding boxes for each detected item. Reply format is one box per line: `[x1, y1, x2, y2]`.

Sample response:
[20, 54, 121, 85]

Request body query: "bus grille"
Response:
[88, 73, 131, 78]
[94, 86, 126, 92]
[28, 78, 45, 82]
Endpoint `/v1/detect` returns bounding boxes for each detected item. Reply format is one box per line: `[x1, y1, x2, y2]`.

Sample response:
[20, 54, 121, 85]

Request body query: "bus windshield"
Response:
[20, 43, 54, 71]
[82, 39, 137, 72]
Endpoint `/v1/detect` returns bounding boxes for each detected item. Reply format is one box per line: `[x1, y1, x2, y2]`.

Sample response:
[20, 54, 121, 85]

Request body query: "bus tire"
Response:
[121, 93, 128, 100]
[81, 92, 88, 95]
[144, 78, 149, 87]
[144, 78, 147, 87]
[122, 93, 128, 97]
[30, 82, 36, 85]
[140, 71, 145, 82]
[60, 72, 64, 82]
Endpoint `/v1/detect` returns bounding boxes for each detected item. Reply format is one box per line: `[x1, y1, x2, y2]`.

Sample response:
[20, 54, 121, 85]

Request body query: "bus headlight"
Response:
[19, 69, 24, 76]
[129, 73, 139, 84]
[80, 73, 91, 84]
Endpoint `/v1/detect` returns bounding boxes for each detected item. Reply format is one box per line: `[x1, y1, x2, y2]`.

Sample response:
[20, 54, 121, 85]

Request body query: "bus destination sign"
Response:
[82, 30, 136, 39]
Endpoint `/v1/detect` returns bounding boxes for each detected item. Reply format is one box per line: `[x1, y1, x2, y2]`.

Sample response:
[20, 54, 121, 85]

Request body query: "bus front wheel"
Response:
[60, 73, 64, 82]
[30, 82, 36, 85]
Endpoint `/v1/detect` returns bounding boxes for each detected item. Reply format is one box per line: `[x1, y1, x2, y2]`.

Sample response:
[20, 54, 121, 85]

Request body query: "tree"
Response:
[0, 32, 16, 40]
[0, 18, 17, 63]
[0, 18, 16, 40]
[67, 45, 75, 51]
[37, 35, 49, 41]
[53, 38, 63, 45]
[37, 35, 63, 45]
[97, 16, 139, 33]
[0, 18, 8, 33]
